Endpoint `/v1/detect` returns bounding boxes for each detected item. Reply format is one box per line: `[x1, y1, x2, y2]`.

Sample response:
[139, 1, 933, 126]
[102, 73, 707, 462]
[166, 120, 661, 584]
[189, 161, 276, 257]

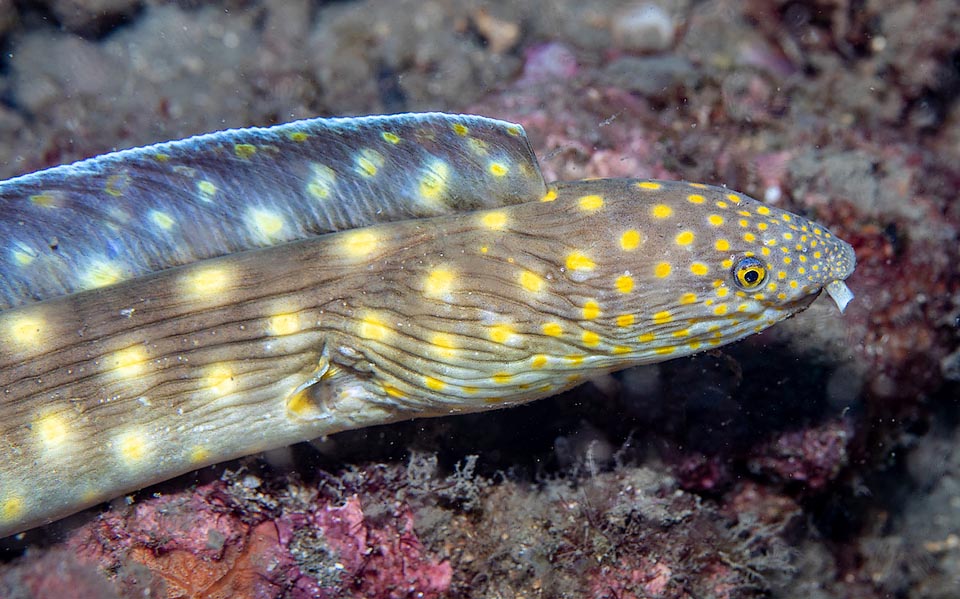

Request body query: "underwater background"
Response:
[0, 0, 958, 597]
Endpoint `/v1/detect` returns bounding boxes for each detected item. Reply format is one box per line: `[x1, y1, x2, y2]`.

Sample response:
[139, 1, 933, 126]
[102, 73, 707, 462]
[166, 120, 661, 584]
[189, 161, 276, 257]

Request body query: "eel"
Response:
[0, 114, 856, 539]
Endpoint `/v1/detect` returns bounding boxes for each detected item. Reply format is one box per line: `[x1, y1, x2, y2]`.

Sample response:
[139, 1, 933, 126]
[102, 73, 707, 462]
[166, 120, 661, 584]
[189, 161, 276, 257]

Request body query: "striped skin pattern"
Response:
[0, 117, 856, 539]
[0, 113, 543, 310]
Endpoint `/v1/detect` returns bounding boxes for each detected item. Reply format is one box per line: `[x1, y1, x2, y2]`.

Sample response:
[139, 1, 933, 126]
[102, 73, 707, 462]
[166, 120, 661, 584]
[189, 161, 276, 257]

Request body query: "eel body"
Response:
[0, 114, 855, 538]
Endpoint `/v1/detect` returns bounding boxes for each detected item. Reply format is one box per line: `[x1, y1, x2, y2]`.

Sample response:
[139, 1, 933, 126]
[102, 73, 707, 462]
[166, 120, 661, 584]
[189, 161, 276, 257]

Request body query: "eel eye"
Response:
[733, 257, 767, 289]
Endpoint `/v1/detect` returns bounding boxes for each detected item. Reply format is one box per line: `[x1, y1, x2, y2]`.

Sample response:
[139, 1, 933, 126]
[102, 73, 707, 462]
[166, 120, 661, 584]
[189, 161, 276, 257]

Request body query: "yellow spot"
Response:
[541, 189, 558, 202]
[519, 270, 545, 293]
[582, 330, 600, 347]
[154, 153, 169, 162]
[234, 143, 257, 159]
[637, 181, 662, 190]
[247, 208, 286, 241]
[12, 245, 36, 266]
[382, 131, 400, 144]
[612, 345, 632, 355]
[777, 270, 787, 280]
[757, 222, 768, 231]
[672, 329, 690, 338]
[708, 214, 724, 226]
[189, 446, 212, 463]
[34, 411, 69, 450]
[726, 194, 742, 204]
[638, 333, 656, 343]
[715, 239, 730, 251]
[578, 194, 604, 211]
[1, 496, 24, 521]
[717, 202, 729, 209]
[425, 376, 446, 391]
[467, 137, 488, 155]
[617, 313, 635, 327]
[756, 205, 771, 215]
[183, 266, 232, 298]
[654, 262, 672, 278]
[105, 173, 130, 196]
[615, 274, 634, 293]
[653, 311, 673, 324]
[492, 372, 513, 384]
[716, 287, 729, 298]
[687, 194, 706, 204]
[452, 123, 469, 136]
[743, 232, 757, 242]
[566, 251, 595, 271]
[721, 258, 733, 269]
[489, 323, 515, 344]
[680, 293, 697, 305]
[308, 163, 336, 200]
[355, 148, 384, 177]
[109, 346, 149, 379]
[149, 210, 176, 231]
[689, 183, 707, 189]
[342, 230, 379, 258]
[582, 300, 601, 320]
[288, 131, 309, 142]
[531, 354, 548, 368]
[30, 193, 58, 207]
[480, 246, 489, 254]
[266, 311, 299, 336]
[714, 305, 729, 316]
[652, 204, 673, 219]
[424, 267, 457, 298]
[197, 180, 217, 200]
[116, 430, 150, 464]
[7, 313, 45, 346]
[654, 346, 677, 355]
[383, 384, 406, 398]
[542, 322, 563, 337]
[565, 355, 585, 366]
[419, 160, 450, 200]
[81, 259, 124, 290]
[431, 332, 457, 357]
[739, 219, 749, 227]
[690, 262, 709, 276]
[675, 231, 694, 246]
[488, 162, 509, 177]
[203, 364, 237, 396]
[620, 229, 641, 250]
[481, 211, 509, 230]
[360, 314, 391, 341]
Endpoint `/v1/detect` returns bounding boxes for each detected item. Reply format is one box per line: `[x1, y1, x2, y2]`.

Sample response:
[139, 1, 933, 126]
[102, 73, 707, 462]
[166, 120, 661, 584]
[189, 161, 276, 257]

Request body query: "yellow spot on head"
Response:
[637, 181, 662, 190]
[620, 229, 641, 250]
[481, 211, 509, 230]
[183, 266, 232, 298]
[381, 131, 400, 144]
[653, 310, 673, 324]
[652, 204, 673, 219]
[34, 411, 69, 450]
[355, 148, 384, 177]
[687, 194, 706, 204]
[654, 346, 677, 355]
[431, 332, 457, 357]
[542, 322, 563, 337]
[690, 262, 709, 276]
[341, 230, 379, 258]
[639, 333, 656, 343]
[655, 262, 672, 278]
[149, 210, 176, 230]
[424, 267, 457, 298]
[425, 376, 446, 391]
[743, 232, 757, 243]
[680, 292, 697, 305]
[452, 123, 469, 136]
[288, 131, 309, 142]
[582, 330, 600, 346]
[382, 384, 406, 398]
[30, 193, 58, 207]
[582, 300, 601, 320]
[615, 274, 634, 293]
[109, 346, 149, 379]
[492, 372, 513, 384]
[489, 323, 515, 344]
[714, 304, 729, 316]
[708, 214, 724, 226]
[268, 312, 300, 336]
[203, 364, 237, 396]
[359, 313, 391, 341]
[519, 270, 545, 293]
[566, 251, 595, 271]
[116, 430, 150, 464]
[675, 231, 694, 246]
[247, 208, 286, 241]
[308, 163, 336, 200]
[616, 313, 635, 327]
[234, 143, 257, 159]
[81, 259, 124, 290]
[612, 345, 631, 355]
[419, 160, 450, 200]
[578, 194, 604, 211]
[1, 496, 24, 521]
[197, 179, 217, 200]
[488, 162, 509, 177]
[531, 354, 548, 368]
[541, 189, 558, 202]
[726, 194, 742, 204]
[565, 355, 585, 366]
[756, 205, 771, 215]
